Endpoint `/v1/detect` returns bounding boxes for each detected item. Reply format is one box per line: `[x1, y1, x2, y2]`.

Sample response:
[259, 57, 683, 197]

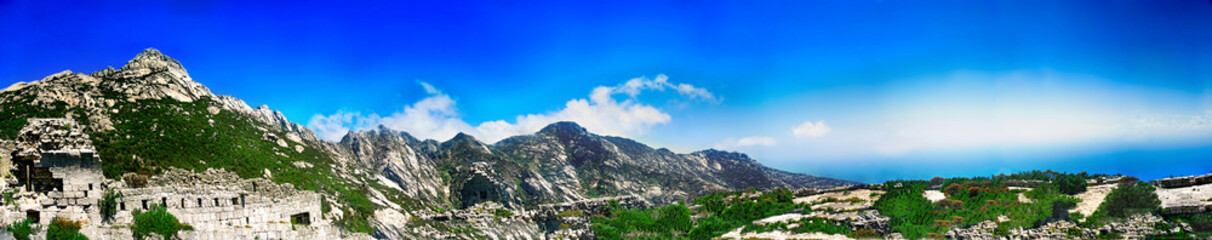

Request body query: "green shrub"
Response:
[492, 208, 514, 218]
[1094, 180, 1160, 218]
[2, 191, 13, 206]
[1055, 173, 1087, 195]
[656, 204, 693, 232]
[47, 218, 88, 240]
[6, 218, 36, 240]
[99, 190, 122, 222]
[132, 204, 193, 240]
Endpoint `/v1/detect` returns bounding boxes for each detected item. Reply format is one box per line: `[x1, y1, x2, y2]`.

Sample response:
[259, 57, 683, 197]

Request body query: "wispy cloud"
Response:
[307, 75, 717, 143]
[792, 120, 831, 138]
[714, 136, 778, 150]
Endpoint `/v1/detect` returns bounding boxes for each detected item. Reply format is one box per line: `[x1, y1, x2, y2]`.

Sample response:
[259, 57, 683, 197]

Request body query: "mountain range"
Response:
[0, 49, 855, 238]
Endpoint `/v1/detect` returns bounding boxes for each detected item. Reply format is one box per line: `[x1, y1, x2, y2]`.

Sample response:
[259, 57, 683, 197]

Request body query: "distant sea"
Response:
[785, 143, 1212, 184]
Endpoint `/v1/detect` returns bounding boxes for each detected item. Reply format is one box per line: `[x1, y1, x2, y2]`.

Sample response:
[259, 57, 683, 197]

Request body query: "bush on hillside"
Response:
[99, 190, 122, 223]
[1096, 180, 1160, 218]
[47, 218, 88, 240]
[132, 204, 193, 240]
[6, 218, 36, 240]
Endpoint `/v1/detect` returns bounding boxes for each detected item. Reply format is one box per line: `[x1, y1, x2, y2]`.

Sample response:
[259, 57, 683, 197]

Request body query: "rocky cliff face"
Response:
[0, 48, 857, 238]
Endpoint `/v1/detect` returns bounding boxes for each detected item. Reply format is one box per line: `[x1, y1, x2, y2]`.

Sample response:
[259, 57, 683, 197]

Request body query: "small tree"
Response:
[1055, 173, 1087, 195]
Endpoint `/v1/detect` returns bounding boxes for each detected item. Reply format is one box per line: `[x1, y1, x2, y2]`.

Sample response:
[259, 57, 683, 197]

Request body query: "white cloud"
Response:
[714, 136, 778, 150]
[307, 75, 717, 143]
[792, 120, 831, 138]
[617, 74, 720, 103]
[307, 111, 356, 141]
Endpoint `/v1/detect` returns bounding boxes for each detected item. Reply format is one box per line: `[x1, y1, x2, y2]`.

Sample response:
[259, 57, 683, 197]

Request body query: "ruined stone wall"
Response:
[4, 118, 106, 226]
[40, 150, 103, 212]
[110, 168, 323, 234]
[1154, 173, 1212, 189]
[532, 195, 650, 220]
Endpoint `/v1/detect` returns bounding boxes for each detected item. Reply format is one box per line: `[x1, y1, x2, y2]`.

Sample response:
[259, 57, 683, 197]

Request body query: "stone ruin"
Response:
[0, 118, 355, 239]
[453, 161, 514, 209]
[1154, 173, 1212, 189]
[2, 118, 104, 226]
[100, 168, 338, 239]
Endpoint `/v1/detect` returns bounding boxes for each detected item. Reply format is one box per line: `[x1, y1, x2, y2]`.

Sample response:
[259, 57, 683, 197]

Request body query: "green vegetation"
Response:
[875, 171, 1085, 239]
[0, 92, 76, 139]
[591, 188, 820, 239]
[2, 190, 13, 206]
[492, 208, 514, 218]
[742, 217, 851, 235]
[99, 190, 122, 222]
[1084, 178, 1161, 227]
[6, 218, 36, 240]
[1164, 212, 1212, 239]
[131, 204, 193, 240]
[591, 203, 694, 239]
[47, 218, 88, 240]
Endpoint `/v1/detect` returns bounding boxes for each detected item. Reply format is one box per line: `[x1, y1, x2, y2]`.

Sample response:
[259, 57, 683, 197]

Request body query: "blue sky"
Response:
[2, 1, 1211, 183]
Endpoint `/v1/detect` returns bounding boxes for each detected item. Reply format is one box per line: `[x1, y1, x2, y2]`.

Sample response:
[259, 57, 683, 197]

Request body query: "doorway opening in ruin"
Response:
[142, 199, 149, 210]
[291, 212, 311, 225]
[161, 197, 167, 207]
[26, 210, 39, 223]
[458, 173, 500, 208]
[120, 202, 125, 211]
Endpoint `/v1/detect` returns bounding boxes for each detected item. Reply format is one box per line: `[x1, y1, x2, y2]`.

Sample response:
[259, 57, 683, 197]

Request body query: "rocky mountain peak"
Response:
[448, 132, 479, 143]
[122, 48, 185, 71]
[538, 121, 589, 138]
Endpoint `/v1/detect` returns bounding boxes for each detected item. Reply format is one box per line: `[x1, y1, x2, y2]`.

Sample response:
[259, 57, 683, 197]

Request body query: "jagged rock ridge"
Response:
[0, 48, 857, 239]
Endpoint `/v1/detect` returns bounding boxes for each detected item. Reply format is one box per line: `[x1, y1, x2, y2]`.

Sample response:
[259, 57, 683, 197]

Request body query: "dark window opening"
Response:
[213, 198, 219, 206]
[161, 197, 167, 207]
[83, 191, 87, 198]
[240, 195, 246, 208]
[89, 183, 93, 191]
[197, 198, 202, 207]
[231, 198, 238, 206]
[26, 210, 39, 223]
[142, 200, 149, 210]
[182, 199, 186, 208]
[290, 212, 311, 225]
[120, 202, 126, 211]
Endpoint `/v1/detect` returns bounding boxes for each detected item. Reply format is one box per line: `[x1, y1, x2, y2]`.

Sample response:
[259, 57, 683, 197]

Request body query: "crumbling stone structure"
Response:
[0, 118, 346, 239]
[3, 118, 103, 226]
[108, 168, 329, 239]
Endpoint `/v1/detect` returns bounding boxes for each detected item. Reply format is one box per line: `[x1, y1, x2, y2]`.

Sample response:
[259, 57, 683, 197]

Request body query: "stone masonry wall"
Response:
[108, 168, 324, 237]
